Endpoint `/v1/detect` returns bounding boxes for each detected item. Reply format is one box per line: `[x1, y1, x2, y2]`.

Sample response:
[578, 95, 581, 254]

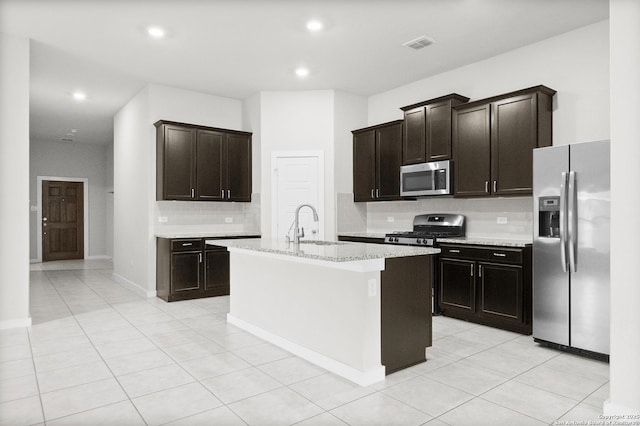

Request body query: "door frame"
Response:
[36, 176, 90, 263]
[271, 151, 325, 241]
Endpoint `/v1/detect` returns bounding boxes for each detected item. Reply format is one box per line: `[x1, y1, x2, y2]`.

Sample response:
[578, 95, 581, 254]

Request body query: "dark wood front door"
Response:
[42, 181, 84, 261]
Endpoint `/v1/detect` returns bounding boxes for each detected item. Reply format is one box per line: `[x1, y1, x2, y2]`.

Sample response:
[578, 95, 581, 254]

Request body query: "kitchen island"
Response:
[208, 238, 439, 386]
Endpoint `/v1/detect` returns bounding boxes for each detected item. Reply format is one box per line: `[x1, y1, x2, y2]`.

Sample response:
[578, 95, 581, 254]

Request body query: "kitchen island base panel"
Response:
[227, 314, 385, 386]
[228, 251, 383, 385]
[226, 248, 433, 386]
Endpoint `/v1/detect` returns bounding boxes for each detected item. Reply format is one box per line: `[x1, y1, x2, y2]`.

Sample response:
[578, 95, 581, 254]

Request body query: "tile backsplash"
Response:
[337, 193, 532, 239]
[154, 194, 261, 234]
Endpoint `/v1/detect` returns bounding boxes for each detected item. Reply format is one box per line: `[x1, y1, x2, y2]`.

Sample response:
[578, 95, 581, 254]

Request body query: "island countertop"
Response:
[208, 238, 439, 263]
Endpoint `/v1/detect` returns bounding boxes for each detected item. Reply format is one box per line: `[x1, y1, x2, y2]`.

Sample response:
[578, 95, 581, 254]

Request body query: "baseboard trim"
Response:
[111, 273, 156, 298]
[85, 255, 112, 260]
[0, 317, 32, 330]
[604, 399, 640, 416]
[30, 259, 39, 264]
[227, 314, 385, 386]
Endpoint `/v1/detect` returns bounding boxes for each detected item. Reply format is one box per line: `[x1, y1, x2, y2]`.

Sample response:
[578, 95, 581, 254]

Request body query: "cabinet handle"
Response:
[493, 180, 497, 193]
[485, 181, 489, 193]
[449, 249, 460, 253]
[479, 265, 482, 277]
[227, 190, 231, 199]
[199, 253, 202, 263]
[191, 188, 195, 198]
[221, 189, 225, 198]
[182, 242, 193, 246]
[376, 189, 380, 198]
[470, 264, 474, 277]
[493, 252, 507, 257]
[371, 189, 375, 199]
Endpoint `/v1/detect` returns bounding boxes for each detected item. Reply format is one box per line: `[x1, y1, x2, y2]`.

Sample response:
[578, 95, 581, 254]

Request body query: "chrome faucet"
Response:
[293, 204, 319, 244]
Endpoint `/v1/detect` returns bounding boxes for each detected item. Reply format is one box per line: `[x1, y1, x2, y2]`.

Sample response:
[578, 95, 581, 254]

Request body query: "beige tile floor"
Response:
[0, 260, 609, 425]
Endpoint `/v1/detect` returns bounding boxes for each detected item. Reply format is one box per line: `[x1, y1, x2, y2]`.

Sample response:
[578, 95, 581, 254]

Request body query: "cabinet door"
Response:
[491, 93, 537, 196]
[452, 104, 491, 197]
[353, 130, 376, 202]
[226, 133, 252, 202]
[426, 101, 454, 161]
[204, 248, 230, 296]
[479, 262, 523, 322]
[163, 125, 196, 200]
[402, 107, 426, 165]
[170, 251, 202, 293]
[439, 258, 476, 313]
[376, 122, 403, 200]
[196, 129, 225, 201]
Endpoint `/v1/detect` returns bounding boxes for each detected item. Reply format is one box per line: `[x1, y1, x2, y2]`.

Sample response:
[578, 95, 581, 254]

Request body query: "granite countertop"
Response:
[155, 231, 261, 239]
[209, 238, 440, 263]
[437, 237, 532, 247]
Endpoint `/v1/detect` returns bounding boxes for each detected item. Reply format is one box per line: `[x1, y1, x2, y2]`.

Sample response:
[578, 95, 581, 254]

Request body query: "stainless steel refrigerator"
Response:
[532, 140, 610, 357]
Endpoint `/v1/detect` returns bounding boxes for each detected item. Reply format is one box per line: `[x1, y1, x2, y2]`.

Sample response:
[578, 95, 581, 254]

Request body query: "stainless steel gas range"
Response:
[384, 214, 466, 247]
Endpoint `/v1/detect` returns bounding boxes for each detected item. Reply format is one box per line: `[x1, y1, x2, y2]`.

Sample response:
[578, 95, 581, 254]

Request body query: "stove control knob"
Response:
[416, 238, 422, 245]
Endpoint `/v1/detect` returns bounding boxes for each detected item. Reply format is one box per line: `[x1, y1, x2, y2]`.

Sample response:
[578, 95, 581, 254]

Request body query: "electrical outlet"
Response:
[225, 217, 233, 223]
[368, 279, 378, 297]
[158, 216, 168, 223]
[387, 216, 395, 223]
[497, 216, 508, 225]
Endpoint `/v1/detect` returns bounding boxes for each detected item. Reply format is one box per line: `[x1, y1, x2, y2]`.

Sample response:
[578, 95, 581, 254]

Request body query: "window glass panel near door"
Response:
[272, 152, 324, 242]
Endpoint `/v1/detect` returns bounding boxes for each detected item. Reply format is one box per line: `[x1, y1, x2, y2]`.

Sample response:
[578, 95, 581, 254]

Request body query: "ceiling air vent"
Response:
[61, 137, 74, 142]
[402, 35, 435, 50]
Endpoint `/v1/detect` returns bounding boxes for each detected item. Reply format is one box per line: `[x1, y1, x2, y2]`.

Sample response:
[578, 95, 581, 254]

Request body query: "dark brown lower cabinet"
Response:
[157, 237, 254, 302]
[381, 255, 432, 374]
[438, 243, 532, 335]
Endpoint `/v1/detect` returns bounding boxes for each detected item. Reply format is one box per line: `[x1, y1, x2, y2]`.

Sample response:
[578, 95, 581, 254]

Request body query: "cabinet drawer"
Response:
[439, 245, 483, 259]
[483, 248, 522, 264]
[171, 239, 204, 252]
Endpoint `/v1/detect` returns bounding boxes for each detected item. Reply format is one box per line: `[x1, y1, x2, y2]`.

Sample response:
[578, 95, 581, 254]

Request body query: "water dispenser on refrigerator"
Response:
[538, 196, 560, 238]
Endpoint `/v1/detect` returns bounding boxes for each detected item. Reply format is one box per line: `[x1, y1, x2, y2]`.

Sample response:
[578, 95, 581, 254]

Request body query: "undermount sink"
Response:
[299, 240, 347, 246]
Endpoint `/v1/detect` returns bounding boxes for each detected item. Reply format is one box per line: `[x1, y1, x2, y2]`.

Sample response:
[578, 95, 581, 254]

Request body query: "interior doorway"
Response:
[271, 151, 324, 241]
[37, 177, 89, 262]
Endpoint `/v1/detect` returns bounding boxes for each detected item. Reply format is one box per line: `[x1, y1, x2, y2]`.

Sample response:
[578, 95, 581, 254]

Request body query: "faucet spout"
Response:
[293, 204, 319, 244]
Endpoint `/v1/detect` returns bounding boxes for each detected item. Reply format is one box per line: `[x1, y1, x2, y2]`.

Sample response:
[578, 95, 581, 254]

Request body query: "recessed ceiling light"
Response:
[295, 67, 310, 78]
[72, 92, 87, 101]
[306, 20, 323, 32]
[147, 26, 166, 38]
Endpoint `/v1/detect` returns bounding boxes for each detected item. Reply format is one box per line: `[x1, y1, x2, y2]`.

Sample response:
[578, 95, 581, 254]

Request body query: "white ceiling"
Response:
[0, 0, 608, 145]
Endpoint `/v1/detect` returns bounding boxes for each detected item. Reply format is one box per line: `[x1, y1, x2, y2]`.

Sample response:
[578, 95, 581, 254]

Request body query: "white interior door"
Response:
[272, 152, 324, 242]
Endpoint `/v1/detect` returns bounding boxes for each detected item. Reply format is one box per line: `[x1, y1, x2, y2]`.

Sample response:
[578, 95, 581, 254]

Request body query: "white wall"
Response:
[29, 139, 110, 259]
[368, 20, 610, 146]
[0, 33, 30, 328]
[105, 141, 114, 258]
[113, 86, 152, 293]
[259, 90, 335, 239]
[113, 84, 248, 294]
[608, 0, 640, 416]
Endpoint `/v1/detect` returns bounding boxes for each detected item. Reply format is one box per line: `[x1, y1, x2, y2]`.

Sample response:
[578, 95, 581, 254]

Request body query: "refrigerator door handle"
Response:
[560, 172, 569, 273]
[568, 171, 578, 272]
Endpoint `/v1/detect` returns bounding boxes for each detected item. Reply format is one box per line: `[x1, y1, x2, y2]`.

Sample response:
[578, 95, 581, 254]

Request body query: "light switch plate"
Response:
[225, 217, 233, 223]
[387, 216, 395, 223]
[497, 216, 508, 224]
[158, 216, 168, 223]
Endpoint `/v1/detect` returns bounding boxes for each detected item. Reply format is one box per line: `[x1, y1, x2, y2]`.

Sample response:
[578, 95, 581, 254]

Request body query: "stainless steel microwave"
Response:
[400, 160, 453, 197]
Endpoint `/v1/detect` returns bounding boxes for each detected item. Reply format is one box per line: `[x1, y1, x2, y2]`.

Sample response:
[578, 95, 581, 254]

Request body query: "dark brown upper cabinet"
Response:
[401, 94, 469, 165]
[155, 120, 252, 202]
[352, 120, 403, 202]
[452, 85, 555, 197]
